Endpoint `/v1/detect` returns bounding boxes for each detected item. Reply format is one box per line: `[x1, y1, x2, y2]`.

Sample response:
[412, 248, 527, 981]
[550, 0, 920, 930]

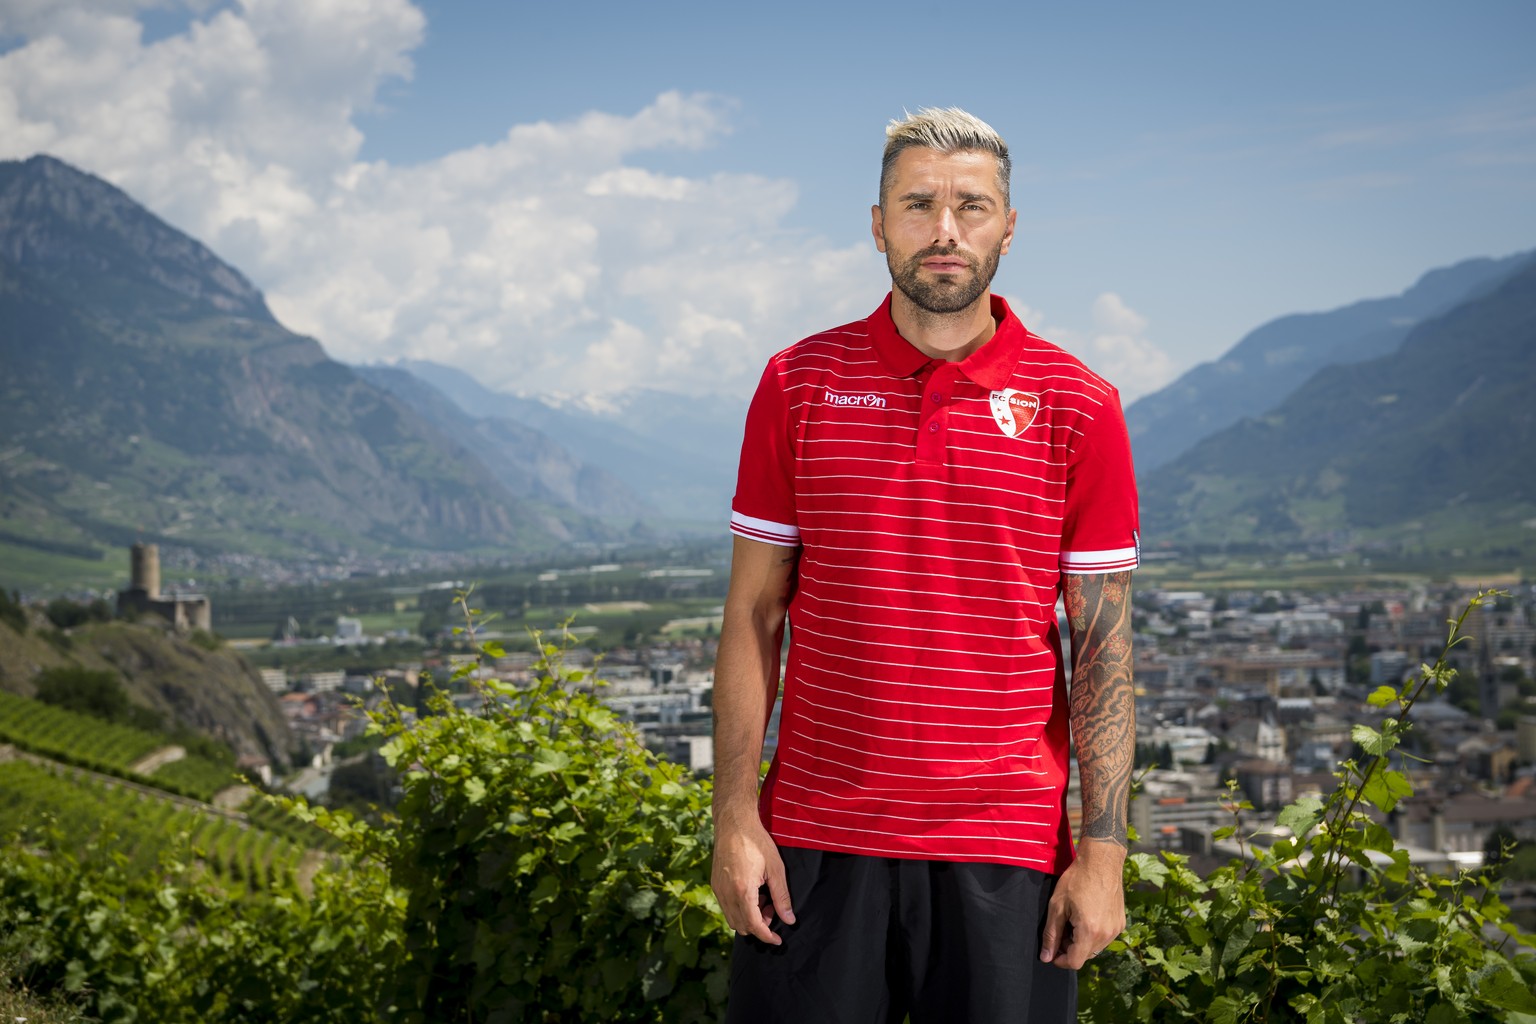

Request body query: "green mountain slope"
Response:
[1140, 255, 1536, 551]
[0, 155, 587, 577]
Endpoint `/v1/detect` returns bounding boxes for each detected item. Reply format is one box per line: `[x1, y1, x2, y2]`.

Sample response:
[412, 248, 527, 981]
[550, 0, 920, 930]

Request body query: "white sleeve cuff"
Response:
[1060, 545, 1139, 573]
[730, 511, 801, 548]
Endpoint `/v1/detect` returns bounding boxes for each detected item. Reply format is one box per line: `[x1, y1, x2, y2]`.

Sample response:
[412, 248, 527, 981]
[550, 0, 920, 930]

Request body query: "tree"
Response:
[33, 667, 130, 722]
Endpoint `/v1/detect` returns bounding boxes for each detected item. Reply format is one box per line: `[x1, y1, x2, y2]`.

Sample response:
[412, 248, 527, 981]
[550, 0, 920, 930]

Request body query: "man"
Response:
[711, 107, 1138, 1023]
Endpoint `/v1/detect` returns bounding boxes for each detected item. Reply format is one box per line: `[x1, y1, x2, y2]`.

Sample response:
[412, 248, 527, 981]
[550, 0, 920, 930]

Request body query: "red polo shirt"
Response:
[729, 293, 1139, 873]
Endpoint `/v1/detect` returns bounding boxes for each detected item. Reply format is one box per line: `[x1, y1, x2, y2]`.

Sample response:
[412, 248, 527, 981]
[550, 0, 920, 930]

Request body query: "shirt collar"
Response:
[867, 292, 1027, 391]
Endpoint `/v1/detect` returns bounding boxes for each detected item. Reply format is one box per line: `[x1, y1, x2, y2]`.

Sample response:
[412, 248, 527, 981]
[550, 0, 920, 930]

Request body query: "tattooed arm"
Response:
[1040, 569, 1135, 970]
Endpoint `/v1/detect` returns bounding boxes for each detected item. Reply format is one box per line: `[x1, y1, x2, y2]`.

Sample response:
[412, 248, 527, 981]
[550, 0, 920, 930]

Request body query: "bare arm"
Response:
[1041, 569, 1134, 969]
[710, 535, 799, 943]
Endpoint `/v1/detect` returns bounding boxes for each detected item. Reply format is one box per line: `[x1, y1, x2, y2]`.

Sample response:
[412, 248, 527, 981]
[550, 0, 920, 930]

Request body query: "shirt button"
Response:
[930, 392, 942, 403]
[928, 422, 939, 433]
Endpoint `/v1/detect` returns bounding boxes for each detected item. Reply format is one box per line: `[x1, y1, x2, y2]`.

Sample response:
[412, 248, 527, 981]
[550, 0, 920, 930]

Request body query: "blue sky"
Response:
[2, 1, 1533, 403]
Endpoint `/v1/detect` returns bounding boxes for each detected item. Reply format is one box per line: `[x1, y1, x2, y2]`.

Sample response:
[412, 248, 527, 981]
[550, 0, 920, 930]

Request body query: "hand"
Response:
[1039, 838, 1126, 970]
[711, 809, 796, 945]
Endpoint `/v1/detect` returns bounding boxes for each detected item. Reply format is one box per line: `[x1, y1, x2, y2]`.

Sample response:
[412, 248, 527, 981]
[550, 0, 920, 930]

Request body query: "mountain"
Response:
[394, 359, 743, 523]
[1125, 252, 1532, 472]
[353, 365, 655, 521]
[0, 154, 618, 573]
[1139, 254, 1536, 550]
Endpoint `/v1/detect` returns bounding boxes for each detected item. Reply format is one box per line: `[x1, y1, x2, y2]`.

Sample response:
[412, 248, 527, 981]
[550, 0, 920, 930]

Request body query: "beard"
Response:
[888, 241, 1003, 315]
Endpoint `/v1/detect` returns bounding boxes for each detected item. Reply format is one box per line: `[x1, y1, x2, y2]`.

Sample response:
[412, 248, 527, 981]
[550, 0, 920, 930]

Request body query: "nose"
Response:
[931, 206, 958, 246]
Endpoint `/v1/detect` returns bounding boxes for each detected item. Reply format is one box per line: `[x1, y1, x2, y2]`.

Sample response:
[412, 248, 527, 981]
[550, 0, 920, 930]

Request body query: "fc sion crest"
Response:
[989, 389, 1040, 438]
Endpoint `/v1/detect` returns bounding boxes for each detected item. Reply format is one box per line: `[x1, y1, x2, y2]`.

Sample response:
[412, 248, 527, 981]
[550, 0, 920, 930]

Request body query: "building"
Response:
[116, 543, 211, 631]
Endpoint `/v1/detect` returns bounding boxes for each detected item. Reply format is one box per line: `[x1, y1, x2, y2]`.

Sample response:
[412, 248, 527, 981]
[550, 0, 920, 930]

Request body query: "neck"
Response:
[890, 288, 997, 362]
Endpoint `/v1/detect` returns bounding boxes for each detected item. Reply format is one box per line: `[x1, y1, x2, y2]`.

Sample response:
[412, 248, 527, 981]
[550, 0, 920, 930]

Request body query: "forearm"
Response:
[711, 538, 797, 824]
[1064, 570, 1135, 849]
[712, 612, 785, 821]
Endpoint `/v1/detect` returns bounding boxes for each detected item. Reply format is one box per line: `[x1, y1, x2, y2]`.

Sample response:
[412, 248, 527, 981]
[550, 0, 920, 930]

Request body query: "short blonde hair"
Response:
[880, 107, 1011, 208]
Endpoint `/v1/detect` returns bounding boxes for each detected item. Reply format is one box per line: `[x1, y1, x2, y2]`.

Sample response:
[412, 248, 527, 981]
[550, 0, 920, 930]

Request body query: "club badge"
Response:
[989, 389, 1040, 438]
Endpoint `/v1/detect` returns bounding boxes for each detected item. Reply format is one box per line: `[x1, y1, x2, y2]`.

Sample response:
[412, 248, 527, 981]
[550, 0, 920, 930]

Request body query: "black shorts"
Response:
[725, 846, 1076, 1024]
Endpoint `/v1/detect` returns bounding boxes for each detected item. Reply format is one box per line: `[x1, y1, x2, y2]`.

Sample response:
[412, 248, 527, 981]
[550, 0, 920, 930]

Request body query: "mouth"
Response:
[916, 250, 974, 275]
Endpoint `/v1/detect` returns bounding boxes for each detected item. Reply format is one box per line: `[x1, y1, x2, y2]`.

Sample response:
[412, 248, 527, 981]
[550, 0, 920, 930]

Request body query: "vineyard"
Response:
[149, 754, 239, 801]
[0, 689, 161, 769]
[0, 759, 309, 893]
[0, 691, 235, 800]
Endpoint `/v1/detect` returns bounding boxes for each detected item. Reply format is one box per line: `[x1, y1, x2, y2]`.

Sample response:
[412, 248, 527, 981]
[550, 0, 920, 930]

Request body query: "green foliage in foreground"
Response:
[3, 592, 1534, 1022]
[0, 826, 401, 1023]
[1081, 591, 1536, 1024]
[288, 606, 729, 1022]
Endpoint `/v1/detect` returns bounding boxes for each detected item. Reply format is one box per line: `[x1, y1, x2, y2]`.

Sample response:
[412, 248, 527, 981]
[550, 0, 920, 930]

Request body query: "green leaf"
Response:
[528, 875, 560, 906]
[623, 889, 659, 919]
[1366, 685, 1399, 707]
[1360, 768, 1413, 812]
[1276, 797, 1326, 837]
[1351, 723, 1398, 757]
[1480, 965, 1536, 1012]
[1220, 916, 1257, 970]
[530, 750, 571, 776]
[1207, 994, 1249, 1024]
[1128, 852, 1167, 888]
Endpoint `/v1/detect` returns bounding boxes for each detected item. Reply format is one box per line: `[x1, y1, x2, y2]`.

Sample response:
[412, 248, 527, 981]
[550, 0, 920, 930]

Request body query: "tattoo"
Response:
[1064, 570, 1134, 848]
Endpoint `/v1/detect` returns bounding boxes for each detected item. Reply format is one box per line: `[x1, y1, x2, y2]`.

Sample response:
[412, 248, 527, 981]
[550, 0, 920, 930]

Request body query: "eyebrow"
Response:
[894, 189, 998, 206]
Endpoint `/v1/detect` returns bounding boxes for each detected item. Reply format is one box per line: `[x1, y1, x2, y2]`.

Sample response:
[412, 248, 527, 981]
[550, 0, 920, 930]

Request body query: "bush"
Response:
[1081, 592, 1536, 1023]
[286, 601, 728, 1023]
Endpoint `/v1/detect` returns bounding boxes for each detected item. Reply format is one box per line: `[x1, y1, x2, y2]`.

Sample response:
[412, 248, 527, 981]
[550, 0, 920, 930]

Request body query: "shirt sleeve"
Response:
[729, 358, 801, 547]
[1059, 385, 1140, 574]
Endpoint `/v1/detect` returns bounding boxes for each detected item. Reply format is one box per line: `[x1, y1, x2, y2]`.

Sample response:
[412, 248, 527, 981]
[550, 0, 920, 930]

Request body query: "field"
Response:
[0, 758, 308, 893]
[0, 691, 236, 801]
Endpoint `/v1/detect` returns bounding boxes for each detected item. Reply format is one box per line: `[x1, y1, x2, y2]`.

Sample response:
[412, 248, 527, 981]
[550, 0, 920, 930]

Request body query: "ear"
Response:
[999, 207, 1018, 257]
[870, 203, 887, 254]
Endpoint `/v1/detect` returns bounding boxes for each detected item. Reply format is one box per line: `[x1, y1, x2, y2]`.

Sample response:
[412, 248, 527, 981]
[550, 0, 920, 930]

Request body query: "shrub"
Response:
[286, 596, 729, 1023]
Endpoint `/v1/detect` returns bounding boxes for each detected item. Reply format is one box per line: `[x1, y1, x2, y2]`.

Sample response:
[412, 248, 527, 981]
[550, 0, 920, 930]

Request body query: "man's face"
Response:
[872, 147, 1016, 315]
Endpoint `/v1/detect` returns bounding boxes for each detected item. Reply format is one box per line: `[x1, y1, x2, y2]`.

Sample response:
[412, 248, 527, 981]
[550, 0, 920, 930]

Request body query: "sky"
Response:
[0, 0, 1533, 405]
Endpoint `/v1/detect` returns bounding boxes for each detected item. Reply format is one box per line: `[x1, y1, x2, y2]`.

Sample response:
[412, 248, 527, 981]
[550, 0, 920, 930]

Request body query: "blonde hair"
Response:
[880, 107, 1011, 208]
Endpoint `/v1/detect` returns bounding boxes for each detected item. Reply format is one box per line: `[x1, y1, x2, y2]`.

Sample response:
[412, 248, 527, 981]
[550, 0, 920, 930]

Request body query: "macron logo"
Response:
[825, 391, 887, 408]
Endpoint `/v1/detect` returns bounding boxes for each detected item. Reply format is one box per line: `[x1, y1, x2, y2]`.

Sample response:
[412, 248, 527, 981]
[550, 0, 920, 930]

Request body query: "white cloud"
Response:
[1016, 292, 1174, 403]
[0, 1, 880, 398]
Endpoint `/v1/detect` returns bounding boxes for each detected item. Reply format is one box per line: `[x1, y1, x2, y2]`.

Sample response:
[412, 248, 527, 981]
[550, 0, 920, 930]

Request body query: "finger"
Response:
[1054, 932, 1093, 971]
[764, 851, 796, 926]
[744, 885, 782, 946]
[1039, 898, 1067, 963]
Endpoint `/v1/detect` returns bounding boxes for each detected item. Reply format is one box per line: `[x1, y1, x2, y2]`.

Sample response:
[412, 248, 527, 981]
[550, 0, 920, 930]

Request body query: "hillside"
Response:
[1139, 254, 1536, 551]
[1125, 252, 1531, 472]
[354, 365, 656, 522]
[0, 155, 622, 583]
[395, 359, 741, 522]
[0, 609, 296, 770]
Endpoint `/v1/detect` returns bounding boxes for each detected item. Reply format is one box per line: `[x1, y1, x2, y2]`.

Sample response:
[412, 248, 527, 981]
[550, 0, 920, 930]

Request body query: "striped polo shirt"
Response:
[729, 293, 1139, 873]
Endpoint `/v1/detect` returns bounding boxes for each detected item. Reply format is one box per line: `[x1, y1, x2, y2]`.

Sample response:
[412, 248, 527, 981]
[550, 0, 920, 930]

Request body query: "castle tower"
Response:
[130, 542, 161, 598]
